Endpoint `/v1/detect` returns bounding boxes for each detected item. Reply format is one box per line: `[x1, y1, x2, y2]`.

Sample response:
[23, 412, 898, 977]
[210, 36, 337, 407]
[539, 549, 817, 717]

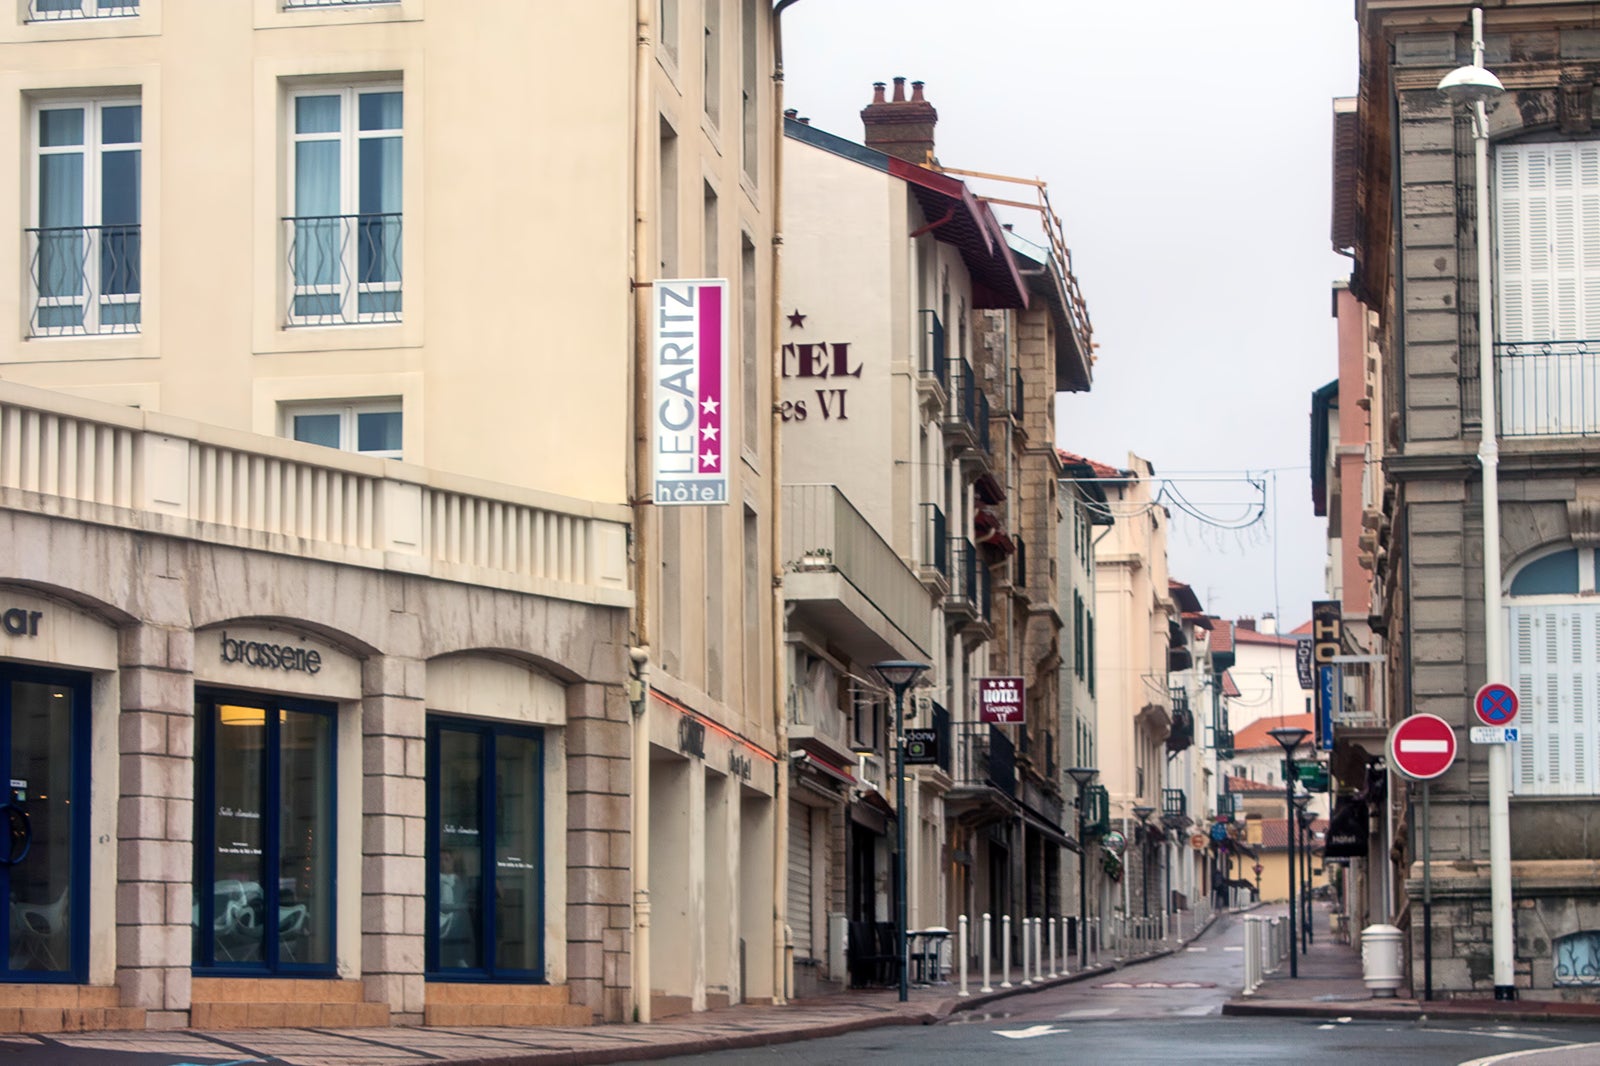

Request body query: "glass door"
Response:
[426, 719, 544, 980]
[1, 666, 89, 982]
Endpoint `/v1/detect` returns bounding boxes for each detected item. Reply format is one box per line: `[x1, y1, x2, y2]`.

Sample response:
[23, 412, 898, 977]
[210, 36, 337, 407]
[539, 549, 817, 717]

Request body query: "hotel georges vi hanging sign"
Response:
[652, 279, 730, 506]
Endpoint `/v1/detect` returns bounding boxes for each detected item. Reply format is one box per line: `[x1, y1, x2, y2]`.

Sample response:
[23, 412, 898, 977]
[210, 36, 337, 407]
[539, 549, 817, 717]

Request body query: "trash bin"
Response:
[1361, 924, 1404, 997]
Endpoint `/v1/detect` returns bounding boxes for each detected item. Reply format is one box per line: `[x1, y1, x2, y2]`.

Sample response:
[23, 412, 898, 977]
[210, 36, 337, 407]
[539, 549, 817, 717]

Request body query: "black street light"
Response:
[872, 659, 929, 1003]
[1132, 804, 1155, 920]
[1067, 766, 1098, 971]
[1268, 726, 1310, 978]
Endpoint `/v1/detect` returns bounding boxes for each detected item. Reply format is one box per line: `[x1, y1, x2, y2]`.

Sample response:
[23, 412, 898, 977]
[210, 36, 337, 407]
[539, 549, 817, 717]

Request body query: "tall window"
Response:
[427, 719, 545, 980]
[703, 0, 721, 128]
[29, 99, 141, 337]
[659, 117, 679, 278]
[702, 181, 718, 276]
[193, 690, 337, 974]
[286, 85, 402, 326]
[1508, 547, 1600, 796]
[1495, 141, 1600, 435]
[741, 233, 758, 452]
[740, 0, 758, 183]
[283, 400, 402, 458]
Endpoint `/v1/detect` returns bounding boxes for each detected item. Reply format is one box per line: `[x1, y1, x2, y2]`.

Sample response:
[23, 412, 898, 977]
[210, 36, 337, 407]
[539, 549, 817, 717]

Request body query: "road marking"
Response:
[1059, 1008, 1118, 1019]
[1223, 945, 1244, 952]
[996, 1024, 1072, 1040]
[1185, 946, 1208, 952]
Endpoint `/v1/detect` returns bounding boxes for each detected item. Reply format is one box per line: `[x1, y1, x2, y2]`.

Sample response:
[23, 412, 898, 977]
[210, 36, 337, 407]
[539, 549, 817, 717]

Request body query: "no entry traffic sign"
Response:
[1389, 713, 1458, 780]
[1474, 682, 1519, 727]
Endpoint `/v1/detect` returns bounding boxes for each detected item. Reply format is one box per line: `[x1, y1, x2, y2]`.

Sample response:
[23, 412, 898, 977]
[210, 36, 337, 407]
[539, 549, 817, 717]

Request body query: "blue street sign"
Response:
[1317, 664, 1337, 751]
[1474, 682, 1519, 727]
[1209, 822, 1229, 843]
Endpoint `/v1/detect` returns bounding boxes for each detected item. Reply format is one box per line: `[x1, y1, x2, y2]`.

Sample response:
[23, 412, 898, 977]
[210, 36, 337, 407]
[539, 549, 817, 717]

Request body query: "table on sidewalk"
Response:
[909, 927, 950, 985]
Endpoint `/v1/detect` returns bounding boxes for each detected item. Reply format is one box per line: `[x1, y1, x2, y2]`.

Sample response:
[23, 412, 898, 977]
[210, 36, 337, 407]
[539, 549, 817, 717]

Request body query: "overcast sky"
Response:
[783, 0, 1359, 627]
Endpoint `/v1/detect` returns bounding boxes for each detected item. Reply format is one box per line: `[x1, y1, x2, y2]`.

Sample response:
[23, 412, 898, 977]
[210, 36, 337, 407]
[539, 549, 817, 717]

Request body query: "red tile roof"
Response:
[1289, 619, 1313, 636]
[1254, 817, 1329, 850]
[1210, 619, 1234, 655]
[1221, 670, 1242, 697]
[1057, 449, 1127, 480]
[1232, 713, 1317, 753]
[1169, 580, 1204, 614]
[1226, 774, 1279, 793]
[1233, 627, 1302, 648]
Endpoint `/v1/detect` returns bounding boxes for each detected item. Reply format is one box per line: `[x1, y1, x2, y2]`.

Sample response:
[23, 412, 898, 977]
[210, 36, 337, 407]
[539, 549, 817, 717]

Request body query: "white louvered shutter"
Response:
[786, 799, 814, 959]
[1512, 604, 1600, 796]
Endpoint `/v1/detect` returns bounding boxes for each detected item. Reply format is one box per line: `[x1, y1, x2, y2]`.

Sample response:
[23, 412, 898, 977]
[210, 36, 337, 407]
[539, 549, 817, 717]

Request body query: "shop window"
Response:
[427, 718, 544, 980]
[0, 666, 90, 982]
[193, 690, 337, 974]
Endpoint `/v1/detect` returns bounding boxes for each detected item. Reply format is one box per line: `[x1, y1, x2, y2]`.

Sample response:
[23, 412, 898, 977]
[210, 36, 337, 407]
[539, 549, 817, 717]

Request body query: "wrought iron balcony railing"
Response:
[1495, 340, 1600, 437]
[918, 310, 947, 393]
[975, 386, 991, 455]
[953, 722, 1015, 797]
[1213, 727, 1235, 760]
[931, 700, 951, 775]
[946, 357, 979, 443]
[1162, 787, 1186, 819]
[283, 0, 397, 7]
[27, 0, 137, 20]
[284, 213, 402, 326]
[1014, 535, 1027, 590]
[1012, 367, 1024, 420]
[27, 224, 141, 337]
[921, 502, 948, 580]
[947, 536, 978, 615]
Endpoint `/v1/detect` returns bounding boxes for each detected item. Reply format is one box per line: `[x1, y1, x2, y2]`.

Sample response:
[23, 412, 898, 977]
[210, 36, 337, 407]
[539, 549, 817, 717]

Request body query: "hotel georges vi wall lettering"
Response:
[778, 308, 860, 422]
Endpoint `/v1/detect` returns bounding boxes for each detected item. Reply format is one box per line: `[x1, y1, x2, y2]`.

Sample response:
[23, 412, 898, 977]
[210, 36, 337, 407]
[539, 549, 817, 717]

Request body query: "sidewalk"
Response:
[0, 958, 1130, 1066]
[1222, 903, 1600, 1025]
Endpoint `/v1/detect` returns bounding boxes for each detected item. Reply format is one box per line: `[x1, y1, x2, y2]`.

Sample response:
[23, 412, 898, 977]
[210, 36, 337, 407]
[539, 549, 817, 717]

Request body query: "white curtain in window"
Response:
[37, 108, 86, 318]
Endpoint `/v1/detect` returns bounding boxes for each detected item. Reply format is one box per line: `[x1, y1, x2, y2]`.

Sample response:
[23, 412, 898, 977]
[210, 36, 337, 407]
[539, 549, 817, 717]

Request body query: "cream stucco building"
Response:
[0, 0, 788, 1034]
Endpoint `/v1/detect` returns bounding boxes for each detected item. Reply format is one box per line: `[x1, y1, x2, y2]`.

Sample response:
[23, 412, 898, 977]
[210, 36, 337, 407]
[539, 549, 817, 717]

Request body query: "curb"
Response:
[1223, 998, 1600, 1025]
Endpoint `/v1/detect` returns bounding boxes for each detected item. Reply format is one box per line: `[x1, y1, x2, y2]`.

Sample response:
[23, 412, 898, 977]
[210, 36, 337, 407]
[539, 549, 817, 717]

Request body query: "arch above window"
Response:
[1509, 547, 1583, 596]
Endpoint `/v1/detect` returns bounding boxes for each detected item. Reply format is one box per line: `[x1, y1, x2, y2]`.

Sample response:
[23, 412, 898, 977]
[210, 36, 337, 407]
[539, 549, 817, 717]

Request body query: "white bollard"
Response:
[958, 914, 970, 997]
[1001, 915, 1013, 988]
[1048, 917, 1058, 978]
[1021, 917, 1034, 984]
[1035, 918, 1045, 980]
[981, 912, 993, 994]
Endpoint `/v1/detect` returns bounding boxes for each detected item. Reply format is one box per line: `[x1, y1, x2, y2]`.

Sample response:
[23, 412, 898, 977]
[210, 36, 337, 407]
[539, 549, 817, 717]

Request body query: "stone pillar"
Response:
[115, 622, 195, 1030]
[360, 654, 426, 1024]
[565, 682, 632, 1022]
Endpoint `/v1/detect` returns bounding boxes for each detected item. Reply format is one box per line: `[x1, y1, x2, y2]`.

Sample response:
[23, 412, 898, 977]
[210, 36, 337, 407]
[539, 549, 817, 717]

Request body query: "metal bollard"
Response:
[1001, 915, 1013, 988]
[1243, 916, 1262, 994]
[981, 912, 993, 994]
[958, 914, 970, 997]
[1021, 917, 1033, 985]
[1048, 917, 1058, 978]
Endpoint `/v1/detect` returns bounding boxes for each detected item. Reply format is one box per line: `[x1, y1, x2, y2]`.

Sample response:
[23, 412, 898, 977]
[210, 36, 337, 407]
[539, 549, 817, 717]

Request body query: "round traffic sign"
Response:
[1389, 713, 1458, 780]
[1474, 682, 1519, 727]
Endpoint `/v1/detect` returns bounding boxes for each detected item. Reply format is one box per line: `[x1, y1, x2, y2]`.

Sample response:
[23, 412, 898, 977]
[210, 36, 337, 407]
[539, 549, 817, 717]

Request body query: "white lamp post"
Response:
[1437, 7, 1514, 1002]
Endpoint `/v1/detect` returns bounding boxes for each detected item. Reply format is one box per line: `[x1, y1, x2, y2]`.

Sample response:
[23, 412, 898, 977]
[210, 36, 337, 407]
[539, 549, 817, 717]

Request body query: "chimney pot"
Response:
[799, 116, 811, 125]
[783, 108, 798, 120]
[892, 76, 907, 102]
[911, 80, 926, 102]
[872, 81, 886, 104]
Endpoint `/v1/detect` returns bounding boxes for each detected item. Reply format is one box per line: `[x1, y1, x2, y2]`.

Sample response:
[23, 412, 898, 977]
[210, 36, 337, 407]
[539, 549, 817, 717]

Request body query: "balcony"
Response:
[782, 484, 932, 663]
[26, 0, 137, 19]
[1495, 339, 1600, 437]
[1011, 367, 1024, 421]
[917, 310, 948, 401]
[284, 0, 396, 6]
[946, 536, 979, 621]
[285, 213, 402, 326]
[0, 380, 630, 606]
[1166, 687, 1194, 755]
[931, 700, 952, 775]
[27, 224, 141, 337]
[944, 357, 981, 451]
[975, 386, 991, 456]
[1213, 727, 1235, 759]
[1162, 788, 1187, 820]
[952, 722, 1015, 798]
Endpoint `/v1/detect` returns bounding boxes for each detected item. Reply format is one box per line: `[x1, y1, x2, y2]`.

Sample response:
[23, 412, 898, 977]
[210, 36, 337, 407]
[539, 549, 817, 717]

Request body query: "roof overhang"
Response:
[889, 157, 1029, 310]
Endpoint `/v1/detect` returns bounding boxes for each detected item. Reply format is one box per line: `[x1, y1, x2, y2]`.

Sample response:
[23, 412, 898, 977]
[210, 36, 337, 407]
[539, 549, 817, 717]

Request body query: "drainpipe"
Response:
[770, 0, 803, 1007]
[631, 0, 655, 1024]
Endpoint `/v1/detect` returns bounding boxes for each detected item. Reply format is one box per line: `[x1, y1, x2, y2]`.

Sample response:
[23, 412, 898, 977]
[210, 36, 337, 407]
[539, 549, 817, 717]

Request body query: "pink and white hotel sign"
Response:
[652, 279, 730, 506]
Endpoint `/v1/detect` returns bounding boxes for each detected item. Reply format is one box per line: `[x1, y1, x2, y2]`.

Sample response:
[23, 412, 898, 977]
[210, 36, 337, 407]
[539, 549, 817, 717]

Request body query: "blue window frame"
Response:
[0, 664, 90, 983]
[426, 717, 545, 981]
[193, 689, 337, 975]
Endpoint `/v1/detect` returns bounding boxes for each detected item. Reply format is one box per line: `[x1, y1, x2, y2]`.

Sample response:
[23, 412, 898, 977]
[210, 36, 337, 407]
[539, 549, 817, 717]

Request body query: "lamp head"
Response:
[1132, 804, 1155, 822]
[1066, 766, 1098, 789]
[872, 659, 929, 696]
[1438, 64, 1505, 107]
[1268, 726, 1311, 753]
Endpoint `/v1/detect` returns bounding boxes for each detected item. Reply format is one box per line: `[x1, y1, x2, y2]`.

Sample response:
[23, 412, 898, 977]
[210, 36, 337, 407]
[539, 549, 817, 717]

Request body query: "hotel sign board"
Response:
[652, 279, 730, 506]
[978, 677, 1025, 724]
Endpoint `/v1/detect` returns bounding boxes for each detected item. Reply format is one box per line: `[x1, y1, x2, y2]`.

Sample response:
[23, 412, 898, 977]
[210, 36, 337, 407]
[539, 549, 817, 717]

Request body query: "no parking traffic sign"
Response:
[1389, 713, 1457, 781]
[1474, 682, 1519, 727]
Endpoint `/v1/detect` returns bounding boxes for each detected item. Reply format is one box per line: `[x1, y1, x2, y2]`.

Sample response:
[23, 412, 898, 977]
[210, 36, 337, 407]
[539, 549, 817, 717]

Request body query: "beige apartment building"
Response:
[0, 0, 786, 1034]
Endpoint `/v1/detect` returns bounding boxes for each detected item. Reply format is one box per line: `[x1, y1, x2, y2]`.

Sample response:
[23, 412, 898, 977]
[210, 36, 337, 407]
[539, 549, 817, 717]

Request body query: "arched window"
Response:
[1507, 545, 1600, 795]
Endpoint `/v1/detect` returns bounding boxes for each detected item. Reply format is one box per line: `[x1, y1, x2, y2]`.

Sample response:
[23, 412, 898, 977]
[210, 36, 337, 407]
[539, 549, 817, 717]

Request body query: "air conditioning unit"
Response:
[856, 753, 885, 793]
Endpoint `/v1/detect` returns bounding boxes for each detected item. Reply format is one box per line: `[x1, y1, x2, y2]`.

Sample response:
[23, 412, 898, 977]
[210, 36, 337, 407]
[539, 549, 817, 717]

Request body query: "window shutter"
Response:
[1550, 145, 1582, 341]
[1498, 145, 1553, 344]
[1580, 143, 1600, 339]
[1512, 607, 1538, 793]
[786, 799, 813, 960]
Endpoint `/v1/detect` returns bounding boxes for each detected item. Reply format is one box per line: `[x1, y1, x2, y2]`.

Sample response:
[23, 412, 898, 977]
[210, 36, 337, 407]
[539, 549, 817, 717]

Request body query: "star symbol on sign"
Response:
[787, 309, 806, 329]
[701, 449, 720, 467]
[701, 396, 720, 415]
[701, 424, 719, 441]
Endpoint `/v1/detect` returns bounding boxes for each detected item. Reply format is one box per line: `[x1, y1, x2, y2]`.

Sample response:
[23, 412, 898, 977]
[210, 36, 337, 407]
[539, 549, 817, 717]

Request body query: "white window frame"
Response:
[285, 83, 402, 327]
[1508, 546, 1600, 797]
[282, 400, 402, 459]
[29, 95, 141, 337]
[26, 0, 139, 21]
[282, 0, 395, 7]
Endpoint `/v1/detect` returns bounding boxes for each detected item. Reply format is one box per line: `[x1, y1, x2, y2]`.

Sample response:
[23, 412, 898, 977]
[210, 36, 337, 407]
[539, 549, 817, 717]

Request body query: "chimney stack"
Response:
[1237, 617, 1257, 632]
[861, 76, 938, 165]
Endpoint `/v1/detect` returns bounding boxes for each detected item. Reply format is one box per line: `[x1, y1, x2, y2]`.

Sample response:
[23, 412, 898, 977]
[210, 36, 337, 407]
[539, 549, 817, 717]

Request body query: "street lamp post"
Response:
[872, 659, 929, 1004]
[1067, 767, 1098, 971]
[1132, 805, 1155, 920]
[1438, 6, 1515, 1002]
[1268, 726, 1310, 978]
[1294, 792, 1313, 953]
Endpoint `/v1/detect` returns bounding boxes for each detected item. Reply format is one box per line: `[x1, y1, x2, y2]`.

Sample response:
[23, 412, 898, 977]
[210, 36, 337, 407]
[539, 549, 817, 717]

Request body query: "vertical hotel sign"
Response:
[653, 279, 730, 506]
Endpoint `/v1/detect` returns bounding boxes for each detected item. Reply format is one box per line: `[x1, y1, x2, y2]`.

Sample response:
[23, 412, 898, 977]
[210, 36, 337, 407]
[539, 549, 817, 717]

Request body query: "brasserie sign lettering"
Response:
[220, 631, 322, 675]
[2, 607, 42, 637]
